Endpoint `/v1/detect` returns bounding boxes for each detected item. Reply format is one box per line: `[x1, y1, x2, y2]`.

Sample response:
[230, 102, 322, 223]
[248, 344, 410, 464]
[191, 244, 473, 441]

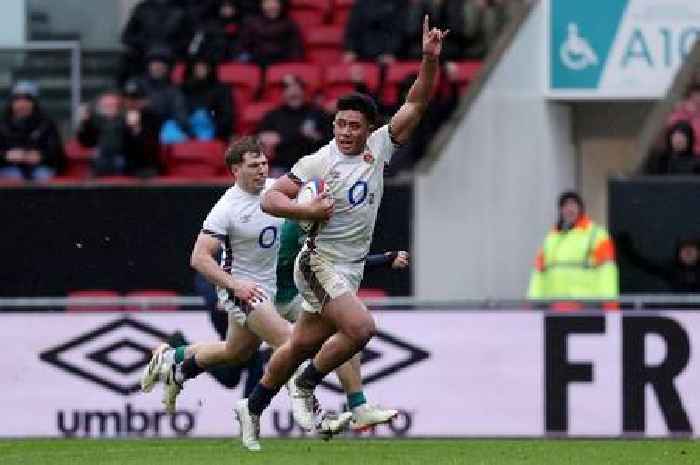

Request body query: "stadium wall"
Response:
[414, 2, 577, 300]
[0, 0, 26, 46]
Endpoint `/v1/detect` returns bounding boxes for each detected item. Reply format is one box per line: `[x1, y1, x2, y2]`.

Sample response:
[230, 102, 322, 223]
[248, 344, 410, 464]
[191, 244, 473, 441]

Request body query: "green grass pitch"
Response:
[1, 438, 697, 465]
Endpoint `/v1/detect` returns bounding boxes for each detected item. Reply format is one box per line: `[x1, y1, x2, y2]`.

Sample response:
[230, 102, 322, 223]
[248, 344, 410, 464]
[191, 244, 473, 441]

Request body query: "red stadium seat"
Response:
[323, 62, 380, 101]
[171, 62, 186, 84]
[67, 290, 121, 312]
[239, 101, 277, 135]
[331, 0, 354, 25]
[263, 63, 322, 103]
[357, 288, 388, 300]
[382, 61, 440, 106]
[124, 290, 179, 312]
[218, 62, 263, 108]
[289, 0, 331, 27]
[166, 140, 226, 178]
[64, 138, 94, 179]
[304, 25, 344, 66]
[449, 60, 482, 94]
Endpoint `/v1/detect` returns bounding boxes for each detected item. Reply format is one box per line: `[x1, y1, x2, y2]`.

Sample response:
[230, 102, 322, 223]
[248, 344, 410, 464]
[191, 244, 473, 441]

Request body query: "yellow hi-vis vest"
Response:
[527, 216, 619, 299]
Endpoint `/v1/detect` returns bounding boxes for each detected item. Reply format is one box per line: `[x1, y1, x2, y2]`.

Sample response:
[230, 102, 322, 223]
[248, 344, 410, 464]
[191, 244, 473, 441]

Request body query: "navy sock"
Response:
[296, 362, 327, 390]
[248, 383, 278, 415]
[181, 356, 205, 381]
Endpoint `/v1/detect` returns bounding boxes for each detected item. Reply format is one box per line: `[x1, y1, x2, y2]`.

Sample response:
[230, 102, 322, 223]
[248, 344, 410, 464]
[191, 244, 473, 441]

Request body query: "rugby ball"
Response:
[296, 178, 327, 233]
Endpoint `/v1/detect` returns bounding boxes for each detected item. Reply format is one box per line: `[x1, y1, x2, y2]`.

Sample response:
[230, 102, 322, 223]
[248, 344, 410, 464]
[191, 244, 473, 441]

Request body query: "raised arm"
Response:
[389, 16, 448, 145]
[261, 174, 334, 221]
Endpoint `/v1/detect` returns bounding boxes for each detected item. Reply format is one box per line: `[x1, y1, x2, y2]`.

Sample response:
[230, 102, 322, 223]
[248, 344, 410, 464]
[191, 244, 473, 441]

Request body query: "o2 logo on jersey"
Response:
[348, 180, 368, 208]
[258, 226, 278, 249]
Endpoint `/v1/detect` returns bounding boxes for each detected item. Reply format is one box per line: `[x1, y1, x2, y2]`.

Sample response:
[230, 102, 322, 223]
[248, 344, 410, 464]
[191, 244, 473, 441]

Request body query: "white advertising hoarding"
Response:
[1, 310, 698, 437]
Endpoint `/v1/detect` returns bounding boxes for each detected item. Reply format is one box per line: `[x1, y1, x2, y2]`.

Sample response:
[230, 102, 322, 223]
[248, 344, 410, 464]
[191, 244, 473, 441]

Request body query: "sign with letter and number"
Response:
[1, 310, 700, 438]
[547, 0, 700, 99]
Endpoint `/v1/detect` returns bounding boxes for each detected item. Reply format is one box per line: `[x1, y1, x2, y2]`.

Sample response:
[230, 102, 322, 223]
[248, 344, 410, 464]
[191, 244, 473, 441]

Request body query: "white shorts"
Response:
[216, 286, 271, 326]
[293, 248, 364, 313]
[276, 294, 304, 323]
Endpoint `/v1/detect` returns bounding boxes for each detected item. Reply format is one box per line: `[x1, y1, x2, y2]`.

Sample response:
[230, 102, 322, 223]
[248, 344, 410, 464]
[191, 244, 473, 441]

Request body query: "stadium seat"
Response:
[323, 62, 381, 102]
[357, 288, 388, 300]
[171, 62, 186, 84]
[124, 290, 179, 312]
[304, 25, 344, 66]
[67, 290, 121, 312]
[382, 61, 440, 106]
[64, 138, 94, 179]
[239, 101, 277, 135]
[331, 0, 354, 25]
[166, 140, 226, 178]
[449, 60, 482, 94]
[263, 63, 323, 103]
[217, 62, 263, 108]
[289, 0, 331, 27]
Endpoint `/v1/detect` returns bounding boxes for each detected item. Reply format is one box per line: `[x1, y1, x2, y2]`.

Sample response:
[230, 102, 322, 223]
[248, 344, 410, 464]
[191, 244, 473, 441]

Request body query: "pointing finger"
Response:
[423, 15, 429, 36]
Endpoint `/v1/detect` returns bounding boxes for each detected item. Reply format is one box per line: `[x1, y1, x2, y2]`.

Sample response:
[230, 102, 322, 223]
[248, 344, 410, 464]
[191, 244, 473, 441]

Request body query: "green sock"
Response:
[348, 391, 366, 410]
[174, 346, 187, 364]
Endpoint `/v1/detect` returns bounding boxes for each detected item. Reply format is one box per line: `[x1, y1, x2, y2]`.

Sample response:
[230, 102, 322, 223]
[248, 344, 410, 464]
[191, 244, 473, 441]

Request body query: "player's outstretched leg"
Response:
[335, 354, 398, 432]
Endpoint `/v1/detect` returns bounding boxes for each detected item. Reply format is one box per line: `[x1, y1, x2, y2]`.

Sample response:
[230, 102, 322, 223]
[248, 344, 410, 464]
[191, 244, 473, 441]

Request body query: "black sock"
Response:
[296, 362, 327, 391]
[248, 383, 278, 415]
[181, 356, 205, 381]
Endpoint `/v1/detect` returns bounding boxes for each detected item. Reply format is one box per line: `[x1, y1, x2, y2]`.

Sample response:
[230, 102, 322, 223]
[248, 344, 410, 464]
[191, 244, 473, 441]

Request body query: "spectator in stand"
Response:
[134, 46, 193, 144]
[385, 64, 460, 174]
[463, 0, 510, 58]
[646, 122, 699, 175]
[667, 83, 700, 154]
[181, 54, 236, 142]
[343, 0, 404, 64]
[77, 87, 161, 178]
[0, 81, 64, 181]
[119, 0, 194, 84]
[257, 74, 332, 173]
[238, 0, 304, 66]
[397, 0, 468, 60]
[189, 0, 246, 62]
[527, 192, 619, 299]
[615, 234, 700, 293]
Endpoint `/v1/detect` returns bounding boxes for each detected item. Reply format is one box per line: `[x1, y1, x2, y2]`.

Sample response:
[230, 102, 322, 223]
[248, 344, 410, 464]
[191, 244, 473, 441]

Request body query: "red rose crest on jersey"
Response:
[363, 151, 375, 164]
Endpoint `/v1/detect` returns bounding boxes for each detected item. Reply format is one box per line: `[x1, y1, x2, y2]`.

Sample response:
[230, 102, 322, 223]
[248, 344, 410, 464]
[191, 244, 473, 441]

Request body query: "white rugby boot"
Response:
[316, 410, 353, 440]
[140, 343, 171, 393]
[234, 399, 261, 451]
[350, 404, 399, 432]
[162, 363, 183, 414]
[286, 362, 318, 431]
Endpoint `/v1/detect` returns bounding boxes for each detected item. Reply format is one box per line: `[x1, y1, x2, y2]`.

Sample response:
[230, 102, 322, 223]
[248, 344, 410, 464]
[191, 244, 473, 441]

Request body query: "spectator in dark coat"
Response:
[343, 0, 404, 64]
[181, 55, 236, 141]
[77, 86, 161, 178]
[647, 122, 699, 175]
[238, 0, 304, 66]
[135, 47, 193, 143]
[0, 81, 64, 181]
[189, 0, 246, 62]
[257, 74, 332, 172]
[119, 0, 194, 83]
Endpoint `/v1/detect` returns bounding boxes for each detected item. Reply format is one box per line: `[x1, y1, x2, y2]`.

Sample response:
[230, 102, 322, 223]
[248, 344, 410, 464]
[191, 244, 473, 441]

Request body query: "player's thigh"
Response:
[247, 300, 292, 349]
[290, 309, 336, 355]
[323, 292, 375, 342]
[224, 313, 262, 364]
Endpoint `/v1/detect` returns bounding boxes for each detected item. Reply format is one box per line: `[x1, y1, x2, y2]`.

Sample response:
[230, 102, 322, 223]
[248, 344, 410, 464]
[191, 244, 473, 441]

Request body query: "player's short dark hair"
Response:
[336, 92, 379, 127]
[225, 136, 264, 168]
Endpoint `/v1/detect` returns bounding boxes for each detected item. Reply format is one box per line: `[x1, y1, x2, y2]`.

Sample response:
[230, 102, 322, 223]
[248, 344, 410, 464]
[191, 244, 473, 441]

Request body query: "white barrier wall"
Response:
[0, 0, 26, 46]
[2, 310, 699, 438]
[415, 1, 577, 300]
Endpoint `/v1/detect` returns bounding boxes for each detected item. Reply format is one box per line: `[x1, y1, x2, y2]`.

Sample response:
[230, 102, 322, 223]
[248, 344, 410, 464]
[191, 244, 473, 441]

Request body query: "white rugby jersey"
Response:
[290, 124, 397, 263]
[202, 179, 284, 299]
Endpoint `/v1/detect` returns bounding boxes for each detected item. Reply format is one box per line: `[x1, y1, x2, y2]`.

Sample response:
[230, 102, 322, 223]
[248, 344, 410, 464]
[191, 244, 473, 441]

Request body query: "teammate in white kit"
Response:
[140, 137, 310, 423]
[234, 16, 448, 450]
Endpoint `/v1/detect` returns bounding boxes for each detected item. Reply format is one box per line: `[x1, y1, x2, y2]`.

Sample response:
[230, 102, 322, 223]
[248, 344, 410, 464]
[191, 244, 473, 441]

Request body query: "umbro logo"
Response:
[39, 317, 171, 396]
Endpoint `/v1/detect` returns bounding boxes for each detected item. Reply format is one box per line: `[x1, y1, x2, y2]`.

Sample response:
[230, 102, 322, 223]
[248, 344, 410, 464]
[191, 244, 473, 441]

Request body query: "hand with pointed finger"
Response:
[422, 15, 449, 58]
